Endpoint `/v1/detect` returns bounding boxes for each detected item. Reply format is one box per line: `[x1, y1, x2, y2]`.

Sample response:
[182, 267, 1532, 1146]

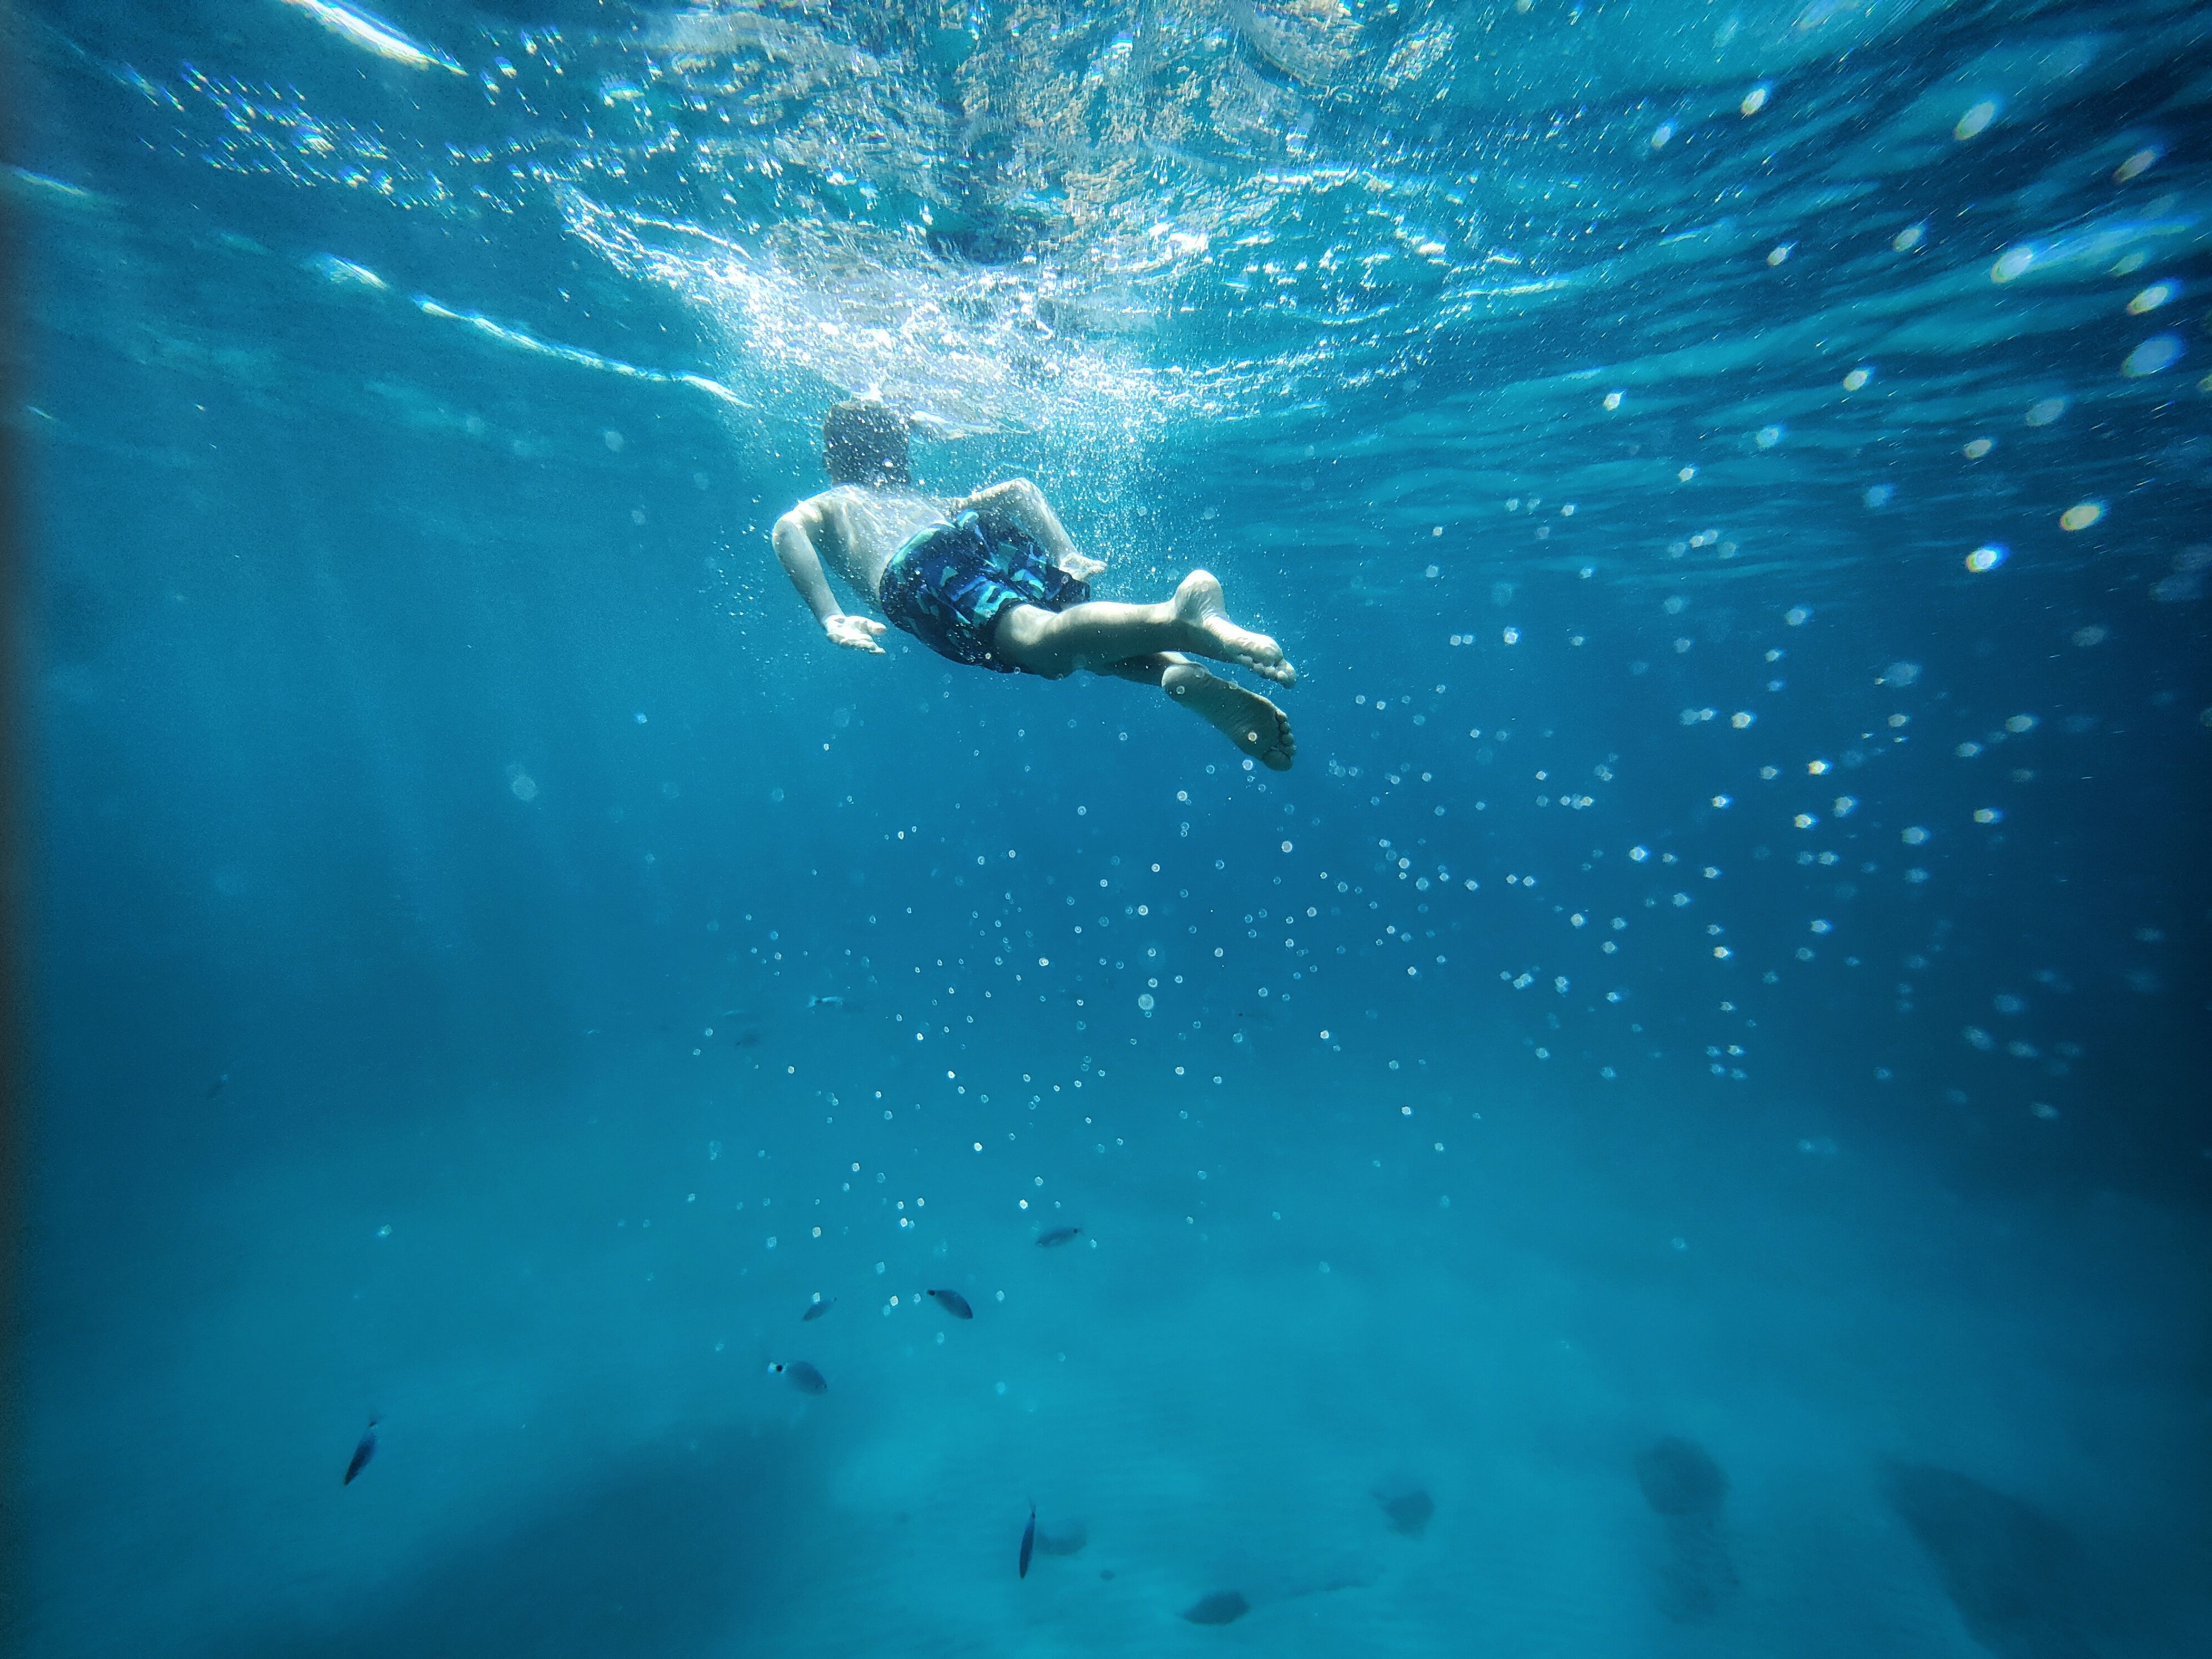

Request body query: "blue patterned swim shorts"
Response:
[878, 510, 1092, 674]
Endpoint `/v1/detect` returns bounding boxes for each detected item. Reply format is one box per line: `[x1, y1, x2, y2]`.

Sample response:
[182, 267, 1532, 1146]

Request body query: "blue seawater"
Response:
[11, 1, 2210, 1653]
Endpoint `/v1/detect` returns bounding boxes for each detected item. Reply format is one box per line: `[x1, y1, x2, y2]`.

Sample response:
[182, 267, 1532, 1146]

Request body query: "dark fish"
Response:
[1036, 1226, 1081, 1248]
[1183, 1590, 1249, 1626]
[205, 1073, 229, 1100]
[771, 1359, 829, 1395]
[1019, 1502, 1036, 1579]
[926, 1288, 973, 1319]
[802, 1297, 834, 1323]
[343, 1419, 378, 1486]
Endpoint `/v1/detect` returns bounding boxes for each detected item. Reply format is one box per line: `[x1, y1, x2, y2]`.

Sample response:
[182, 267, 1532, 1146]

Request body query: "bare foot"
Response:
[1171, 571, 1296, 685]
[1163, 663, 1296, 770]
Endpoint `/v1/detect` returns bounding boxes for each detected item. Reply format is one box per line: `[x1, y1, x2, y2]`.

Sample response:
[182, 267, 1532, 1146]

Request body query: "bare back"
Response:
[797, 484, 952, 609]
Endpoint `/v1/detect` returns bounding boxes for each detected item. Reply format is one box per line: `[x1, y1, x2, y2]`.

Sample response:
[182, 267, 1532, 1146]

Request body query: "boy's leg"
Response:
[1097, 654, 1297, 771]
[992, 571, 1294, 684]
[956, 478, 1105, 581]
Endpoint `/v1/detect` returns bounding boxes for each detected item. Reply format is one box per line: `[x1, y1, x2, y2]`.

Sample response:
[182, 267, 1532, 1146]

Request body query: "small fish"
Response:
[802, 1296, 835, 1323]
[926, 1288, 973, 1319]
[205, 1073, 229, 1101]
[1019, 1502, 1036, 1579]
[343, 1419, 378, 1486]
[807, 994, 844, 1010]
[770, 1359, 829, 1395]
[1036, 1226, 1081, 1248]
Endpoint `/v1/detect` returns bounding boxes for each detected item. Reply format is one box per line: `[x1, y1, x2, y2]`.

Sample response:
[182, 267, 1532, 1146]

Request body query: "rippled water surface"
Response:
[12, 1, 2210, 1655]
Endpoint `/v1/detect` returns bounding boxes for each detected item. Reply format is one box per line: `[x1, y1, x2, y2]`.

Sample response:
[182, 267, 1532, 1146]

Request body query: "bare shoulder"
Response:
[782, 486, 844, 524]
[775, 488, 852, 550]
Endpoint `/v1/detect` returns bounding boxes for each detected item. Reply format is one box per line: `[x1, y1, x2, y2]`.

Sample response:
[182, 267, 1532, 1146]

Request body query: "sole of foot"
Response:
[1164, 663, 1296, 770]
[1172, 571, 1296, 685]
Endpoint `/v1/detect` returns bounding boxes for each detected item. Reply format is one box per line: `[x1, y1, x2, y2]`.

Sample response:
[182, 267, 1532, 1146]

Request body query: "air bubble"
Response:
[2122, 335, 2184, 377]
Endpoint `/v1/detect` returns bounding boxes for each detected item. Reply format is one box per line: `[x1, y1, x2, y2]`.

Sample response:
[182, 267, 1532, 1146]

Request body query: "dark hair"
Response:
[822, 398, 912, 486]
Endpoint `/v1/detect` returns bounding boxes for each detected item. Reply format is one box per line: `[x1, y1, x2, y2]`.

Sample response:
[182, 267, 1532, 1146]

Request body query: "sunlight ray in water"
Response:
[277, 0, 464, 74]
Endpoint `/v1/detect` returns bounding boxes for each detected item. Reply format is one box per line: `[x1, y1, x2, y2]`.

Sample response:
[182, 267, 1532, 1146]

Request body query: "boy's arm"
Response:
[773, 497, 886, 654]
[958, 478, 1106, 581]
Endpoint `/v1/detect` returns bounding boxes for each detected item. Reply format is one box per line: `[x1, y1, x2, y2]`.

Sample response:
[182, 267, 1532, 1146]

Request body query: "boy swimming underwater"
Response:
[770, 399, 1297, 770]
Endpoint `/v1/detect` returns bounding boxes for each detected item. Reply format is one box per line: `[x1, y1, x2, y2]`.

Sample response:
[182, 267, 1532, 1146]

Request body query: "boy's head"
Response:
[822, 398, 912, 486]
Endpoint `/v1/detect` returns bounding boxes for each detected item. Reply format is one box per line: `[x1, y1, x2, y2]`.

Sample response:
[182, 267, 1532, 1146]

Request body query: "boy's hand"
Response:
[825, 614, 888, 653]
[1061, 551, 1107, 582]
